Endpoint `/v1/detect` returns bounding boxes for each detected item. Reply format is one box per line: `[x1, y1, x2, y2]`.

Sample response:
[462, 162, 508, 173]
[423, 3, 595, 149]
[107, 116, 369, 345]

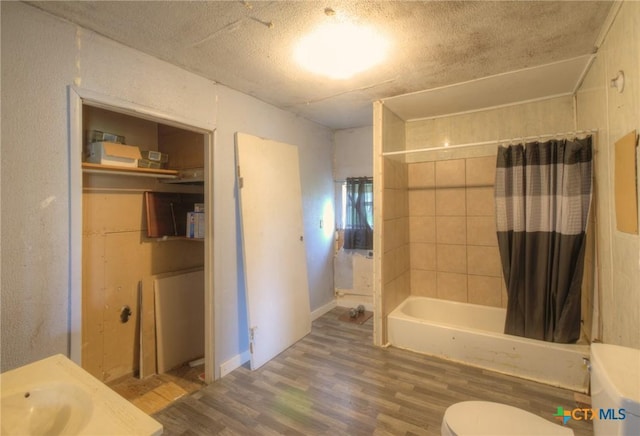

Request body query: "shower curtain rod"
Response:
[381, 129, 598, 157]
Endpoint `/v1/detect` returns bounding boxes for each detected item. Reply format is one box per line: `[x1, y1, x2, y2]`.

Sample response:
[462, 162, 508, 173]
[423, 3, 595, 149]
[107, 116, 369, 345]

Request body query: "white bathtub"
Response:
[388, 296, 590, 392]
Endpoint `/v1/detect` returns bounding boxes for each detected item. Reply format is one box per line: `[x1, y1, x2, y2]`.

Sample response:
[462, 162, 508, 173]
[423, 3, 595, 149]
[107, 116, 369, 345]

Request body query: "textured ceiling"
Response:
[27, 1, 613, 129]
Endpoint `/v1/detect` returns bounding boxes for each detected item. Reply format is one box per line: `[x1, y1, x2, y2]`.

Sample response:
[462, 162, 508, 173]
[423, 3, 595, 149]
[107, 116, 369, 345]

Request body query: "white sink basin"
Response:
[2, 381, 93, 435]
[1, 355, 162, 435]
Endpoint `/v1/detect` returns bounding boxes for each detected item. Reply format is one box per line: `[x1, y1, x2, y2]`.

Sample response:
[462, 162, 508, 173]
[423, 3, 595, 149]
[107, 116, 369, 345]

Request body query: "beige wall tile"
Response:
[437, 244, 467, 273]
[384, 158, 396, 188]
[409, 189, 435, 216]
[383, 189, 394, 221]
[436, 159, 465, 188]
[410, 242, 436, 271]
[466, 216, 497, 246]
[383, 272, 410, 317]
[466, 156, 496, 187]
[467, 187, 495, 216]
[468, 275, 502, 307]
[408, 161, 435, 188]
[384, 158, 408, 190]
[410, 216, 436, 243]
[437, 272, 468, 302]
[467, 245, 502, 277]
[436, 216, 466, 245]
[383, 158, 393, 188]
[384, 217, 409, 252]
[382, 248, 393, 283]
[411, 269, 437, 297]
[383, 188, 408, 221]
[435, 188, 466, 216]
[383, 244, 410, 284]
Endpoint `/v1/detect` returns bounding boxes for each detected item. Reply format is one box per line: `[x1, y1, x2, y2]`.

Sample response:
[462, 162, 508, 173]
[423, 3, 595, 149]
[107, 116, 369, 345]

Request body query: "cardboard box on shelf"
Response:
[141, 150, 169, 163]
[88, 129, 125, 144]
[87, 142, 141, 168]
[138, 159, 164, 169]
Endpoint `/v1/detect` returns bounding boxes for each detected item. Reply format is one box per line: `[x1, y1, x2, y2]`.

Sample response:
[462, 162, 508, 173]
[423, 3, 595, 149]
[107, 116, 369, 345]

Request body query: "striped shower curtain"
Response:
[495, 137, 593, 343]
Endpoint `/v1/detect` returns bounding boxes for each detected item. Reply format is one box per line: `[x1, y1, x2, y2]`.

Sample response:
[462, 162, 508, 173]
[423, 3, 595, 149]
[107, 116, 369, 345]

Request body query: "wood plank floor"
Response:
[153, 307, 593, 435]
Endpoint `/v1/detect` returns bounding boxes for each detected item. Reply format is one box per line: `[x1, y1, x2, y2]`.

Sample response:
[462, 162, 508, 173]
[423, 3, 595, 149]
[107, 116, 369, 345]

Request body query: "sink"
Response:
[1, 382, 93, 436]
[1, 354, 162, 435]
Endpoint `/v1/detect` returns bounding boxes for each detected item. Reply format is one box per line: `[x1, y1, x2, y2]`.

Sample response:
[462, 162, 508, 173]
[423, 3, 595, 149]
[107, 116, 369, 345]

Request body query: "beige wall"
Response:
[405, 97, 575, 154]
[576, 1, 640, 348]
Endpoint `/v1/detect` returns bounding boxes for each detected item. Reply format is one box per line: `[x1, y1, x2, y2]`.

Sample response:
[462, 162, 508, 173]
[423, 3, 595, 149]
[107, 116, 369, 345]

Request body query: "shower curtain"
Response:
[495, 136, 592, 343]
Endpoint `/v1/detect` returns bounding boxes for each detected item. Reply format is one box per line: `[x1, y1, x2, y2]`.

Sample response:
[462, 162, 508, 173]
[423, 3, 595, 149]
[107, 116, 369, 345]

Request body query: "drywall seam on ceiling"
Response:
[191, 20, 243, 47]
[289, 78, 398, 107]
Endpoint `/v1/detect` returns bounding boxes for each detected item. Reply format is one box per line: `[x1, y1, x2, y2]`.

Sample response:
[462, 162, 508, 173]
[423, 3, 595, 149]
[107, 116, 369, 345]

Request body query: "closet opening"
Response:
[68, 87, 215, 412]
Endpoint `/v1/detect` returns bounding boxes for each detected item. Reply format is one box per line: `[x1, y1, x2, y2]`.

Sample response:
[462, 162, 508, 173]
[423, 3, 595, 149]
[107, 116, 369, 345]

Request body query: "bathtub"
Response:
[388, 296, 590, 392]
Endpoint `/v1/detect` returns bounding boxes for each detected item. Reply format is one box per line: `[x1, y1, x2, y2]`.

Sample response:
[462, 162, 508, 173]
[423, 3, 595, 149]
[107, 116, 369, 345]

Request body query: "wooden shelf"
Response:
[82, 162, 179, 179]
[146, 236, 205, 242]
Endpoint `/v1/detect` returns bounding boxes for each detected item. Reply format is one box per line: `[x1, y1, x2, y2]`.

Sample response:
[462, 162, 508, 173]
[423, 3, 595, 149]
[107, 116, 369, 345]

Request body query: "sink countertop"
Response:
[1, 354, 163, 436]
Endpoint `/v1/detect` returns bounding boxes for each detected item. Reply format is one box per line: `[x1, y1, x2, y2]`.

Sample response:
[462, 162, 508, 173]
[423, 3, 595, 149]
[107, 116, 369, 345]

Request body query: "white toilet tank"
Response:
[590, 343, 640, 436]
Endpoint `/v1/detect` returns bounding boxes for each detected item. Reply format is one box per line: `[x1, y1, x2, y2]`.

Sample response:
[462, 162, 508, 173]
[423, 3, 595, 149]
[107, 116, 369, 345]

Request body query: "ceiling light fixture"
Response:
[294, 17, 388, 80]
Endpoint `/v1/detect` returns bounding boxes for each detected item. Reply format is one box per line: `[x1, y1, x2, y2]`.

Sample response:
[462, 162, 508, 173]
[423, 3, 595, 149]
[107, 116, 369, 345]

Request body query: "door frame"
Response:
[68, 86, 216, 382]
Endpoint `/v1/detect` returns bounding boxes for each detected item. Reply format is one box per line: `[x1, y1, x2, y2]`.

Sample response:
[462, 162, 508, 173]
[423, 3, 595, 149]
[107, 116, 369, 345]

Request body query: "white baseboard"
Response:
[219, 350, 251, 378]
[311, 299, 337, 321]
[219, 300, 338, 378]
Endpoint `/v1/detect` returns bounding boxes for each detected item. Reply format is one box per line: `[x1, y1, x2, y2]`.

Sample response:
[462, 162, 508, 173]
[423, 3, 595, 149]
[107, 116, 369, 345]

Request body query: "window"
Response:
[343, 177, 373, 250]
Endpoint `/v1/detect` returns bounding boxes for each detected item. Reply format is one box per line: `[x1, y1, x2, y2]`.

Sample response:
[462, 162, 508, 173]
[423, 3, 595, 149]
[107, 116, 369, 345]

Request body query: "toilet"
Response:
[441, 401, 573, 435]
[441, 343, 640, 436]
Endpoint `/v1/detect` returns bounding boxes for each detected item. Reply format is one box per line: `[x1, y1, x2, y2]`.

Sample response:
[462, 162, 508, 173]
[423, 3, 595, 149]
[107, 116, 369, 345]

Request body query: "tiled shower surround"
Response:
[382, 158, 410, 323]
[385, 155, 506, 309]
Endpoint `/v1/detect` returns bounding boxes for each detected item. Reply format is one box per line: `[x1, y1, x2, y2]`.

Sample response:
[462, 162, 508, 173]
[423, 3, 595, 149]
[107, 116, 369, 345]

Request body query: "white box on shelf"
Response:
[87, 142, 141, 168]
[186, 212, 196, 238]
[186, 211, 205, 239]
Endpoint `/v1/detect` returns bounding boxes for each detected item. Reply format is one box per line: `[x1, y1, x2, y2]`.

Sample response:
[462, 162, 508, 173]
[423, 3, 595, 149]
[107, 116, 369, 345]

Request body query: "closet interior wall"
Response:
[82, 106, 205, 382]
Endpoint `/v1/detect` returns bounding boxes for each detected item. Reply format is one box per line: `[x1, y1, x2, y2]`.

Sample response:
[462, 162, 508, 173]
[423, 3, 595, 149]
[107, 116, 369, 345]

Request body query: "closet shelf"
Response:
[82, 162, 178, 179]
[146, 236, 205, 242]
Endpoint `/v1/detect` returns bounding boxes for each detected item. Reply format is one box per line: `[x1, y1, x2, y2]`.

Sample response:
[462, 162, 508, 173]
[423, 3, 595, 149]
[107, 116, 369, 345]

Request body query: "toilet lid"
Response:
[443, 401, 574, 436]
